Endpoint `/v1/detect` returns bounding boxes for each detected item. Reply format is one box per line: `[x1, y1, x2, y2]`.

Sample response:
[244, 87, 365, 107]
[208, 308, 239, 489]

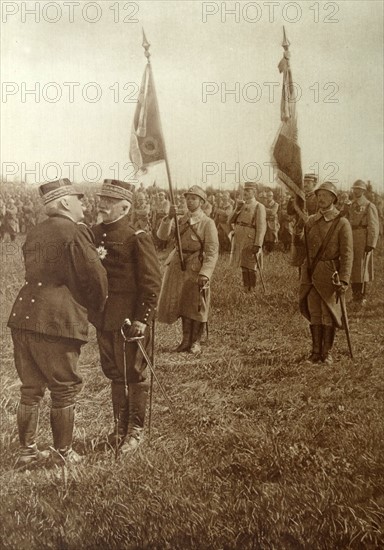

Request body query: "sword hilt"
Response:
[121, 318, 145, 342]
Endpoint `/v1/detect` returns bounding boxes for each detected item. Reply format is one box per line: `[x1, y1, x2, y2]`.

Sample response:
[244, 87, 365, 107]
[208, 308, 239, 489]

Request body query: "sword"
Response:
[332, 272, 354, 359]
[254, 252, 267, 294]
[121, 319, 175, 416]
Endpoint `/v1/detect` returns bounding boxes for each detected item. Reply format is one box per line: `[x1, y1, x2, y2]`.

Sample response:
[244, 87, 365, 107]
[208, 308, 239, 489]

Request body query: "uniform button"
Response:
[25, 281, 28, 285]
[31, 299, 35, 303]
[25, 316, 29, 320]
[101, 241, 104, 245]
[103, 233, 107, 237]
[38, 282, 42, 286]
[19, 297, 23, 301]
[12, 313, 16, 317]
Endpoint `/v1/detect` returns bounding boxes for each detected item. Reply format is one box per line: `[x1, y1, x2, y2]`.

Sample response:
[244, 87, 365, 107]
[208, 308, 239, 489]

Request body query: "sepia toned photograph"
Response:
[1, 1, 383, 548]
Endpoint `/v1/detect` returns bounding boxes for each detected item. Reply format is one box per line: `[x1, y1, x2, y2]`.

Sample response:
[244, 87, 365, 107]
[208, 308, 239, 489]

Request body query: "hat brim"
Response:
[96, 190, 132, 202]
[183, 192, 206, 202]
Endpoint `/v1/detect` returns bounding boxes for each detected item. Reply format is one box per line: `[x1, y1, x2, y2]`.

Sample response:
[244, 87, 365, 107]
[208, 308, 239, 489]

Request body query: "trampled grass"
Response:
[0, 239, 383, 549]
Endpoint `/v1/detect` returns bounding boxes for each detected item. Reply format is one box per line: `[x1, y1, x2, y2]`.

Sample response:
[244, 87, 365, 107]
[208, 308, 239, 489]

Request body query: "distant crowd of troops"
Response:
[2, 178, 383, 255]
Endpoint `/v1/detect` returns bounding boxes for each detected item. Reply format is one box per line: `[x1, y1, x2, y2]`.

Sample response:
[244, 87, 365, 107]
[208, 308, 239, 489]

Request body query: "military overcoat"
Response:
[157, 209, 219, 323]
[346, 195, 379, 283]
[299, 207, 353, 328]
[230, 198, 266, 269]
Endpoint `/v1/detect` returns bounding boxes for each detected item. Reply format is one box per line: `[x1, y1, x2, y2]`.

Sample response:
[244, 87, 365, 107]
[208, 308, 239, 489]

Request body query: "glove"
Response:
[128, 320, 147, 338]
[365, 246, 374, 253]
[250, 245, 260, 255]
[168, 204, 178, 220]
[197, 274, 209, 289]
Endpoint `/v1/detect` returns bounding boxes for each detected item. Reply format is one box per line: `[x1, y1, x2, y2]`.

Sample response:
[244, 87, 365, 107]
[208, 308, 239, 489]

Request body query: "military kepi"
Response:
[184, 185, 207, 202]
[97, 179, 136, 202]
[39, 178, 84, 205]
[243, 182, 258, 191]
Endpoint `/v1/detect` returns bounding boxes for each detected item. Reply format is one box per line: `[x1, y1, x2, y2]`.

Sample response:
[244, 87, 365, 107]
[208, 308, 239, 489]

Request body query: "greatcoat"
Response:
[230, 198, 266, 270]
[299, 206, 353, 328]
[346, 195, 379, 283]
[157, 208, 219, 324]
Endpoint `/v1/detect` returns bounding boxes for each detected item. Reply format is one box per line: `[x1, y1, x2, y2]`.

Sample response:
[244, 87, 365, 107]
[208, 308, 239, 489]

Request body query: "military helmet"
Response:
[314, 181, 338, 202]
[184, 185, 207, 202]
[352, 179, 367, 191]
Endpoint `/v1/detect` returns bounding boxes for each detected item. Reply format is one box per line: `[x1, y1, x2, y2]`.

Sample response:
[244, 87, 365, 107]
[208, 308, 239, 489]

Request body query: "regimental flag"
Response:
[272, 29, 305, 219]
[130, 63, 165, 172]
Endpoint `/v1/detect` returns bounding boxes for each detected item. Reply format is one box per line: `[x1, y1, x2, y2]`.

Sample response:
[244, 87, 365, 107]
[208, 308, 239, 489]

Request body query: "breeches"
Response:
[97, 330, 149, 386]
[11, 329, 82, 408]
[307, 287, 333, 326]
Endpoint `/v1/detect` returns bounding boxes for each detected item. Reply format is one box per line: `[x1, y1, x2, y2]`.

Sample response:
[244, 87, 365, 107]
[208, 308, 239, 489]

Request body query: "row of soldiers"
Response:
[5, 176, 381, 469]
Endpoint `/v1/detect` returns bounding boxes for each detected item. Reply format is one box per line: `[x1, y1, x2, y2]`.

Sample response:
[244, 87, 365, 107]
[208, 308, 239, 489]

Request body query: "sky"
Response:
[1, 0, 383, 192]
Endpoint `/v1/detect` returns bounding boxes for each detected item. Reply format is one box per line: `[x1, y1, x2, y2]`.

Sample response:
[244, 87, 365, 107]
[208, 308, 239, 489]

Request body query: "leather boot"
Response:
[306, 325, 323, 364]
[322, 325, 336, 365]
[121, 383, 148, 454]
[175, 317, 192, 352]
[190, 321, 204, 355]
[241, 268, 250, 289]
[248, 270, 256, 290]
[50, 405, 83, 464]
[15, 403, 49, 468]
[107, 383, 129, 448]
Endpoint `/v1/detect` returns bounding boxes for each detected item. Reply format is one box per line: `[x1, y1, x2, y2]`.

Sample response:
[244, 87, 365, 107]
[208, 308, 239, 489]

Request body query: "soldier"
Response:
[263, 189, 280, 253]
[157, 185, 219, 354]
[0, 198, 19, 241]
[91, 180, 161, 452]
[230, 182, 267, 291]
[132, 191, 151, 233]
[346, 180, 380, 306]
[298, 182, 353, 365]
[215, 191, 233, 254]
[152, 191, 170, 250]
[7, 179, 108, 466]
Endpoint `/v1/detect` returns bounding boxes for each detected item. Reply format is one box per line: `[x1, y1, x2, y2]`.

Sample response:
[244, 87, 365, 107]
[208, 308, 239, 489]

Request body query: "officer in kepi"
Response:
[156, 185, 219, 354]
[7, 178, 108, 467]
[91, 179, 161, 453]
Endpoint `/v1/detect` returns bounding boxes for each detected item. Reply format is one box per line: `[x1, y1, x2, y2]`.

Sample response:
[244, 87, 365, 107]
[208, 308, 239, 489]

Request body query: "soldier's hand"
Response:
[365, 246, 374, 253]
[333, 281, 348, 297]
[130, 320, 147, 337]
[251, 245, 260, 255]
[198, 274, 209, 289]
[168, 205, 177, 219]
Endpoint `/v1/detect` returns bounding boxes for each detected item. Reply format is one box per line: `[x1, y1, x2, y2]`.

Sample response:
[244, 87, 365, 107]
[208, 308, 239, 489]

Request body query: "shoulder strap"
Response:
[306, 212, 342, 276]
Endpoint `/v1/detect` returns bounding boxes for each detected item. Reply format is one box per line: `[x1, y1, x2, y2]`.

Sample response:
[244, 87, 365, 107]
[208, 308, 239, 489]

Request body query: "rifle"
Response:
[331, 271, 354, 359]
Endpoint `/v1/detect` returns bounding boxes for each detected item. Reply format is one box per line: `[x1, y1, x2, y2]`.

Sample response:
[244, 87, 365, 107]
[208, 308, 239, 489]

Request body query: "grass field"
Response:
[1, 237, 383, 549]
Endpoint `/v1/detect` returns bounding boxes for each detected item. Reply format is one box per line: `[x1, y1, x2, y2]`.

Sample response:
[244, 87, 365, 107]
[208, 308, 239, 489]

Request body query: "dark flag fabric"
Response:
[272, 44, 305, 219]
[130, 64, 165, 171]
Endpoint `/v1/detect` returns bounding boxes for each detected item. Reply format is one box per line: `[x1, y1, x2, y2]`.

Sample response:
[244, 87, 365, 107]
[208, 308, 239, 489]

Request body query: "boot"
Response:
[175, 317, 192, 352]
[15, 403, 49, 468]
[106, 383, 129, 449]
[50, 405, 83, 464]
[322, 325, 336, 365]
[120, 383, 148, 454]
[248, 270, 256, 290]
[190, 321, 204, 355]
[241, 268, 250, 289]
[306, 325, 323, 364]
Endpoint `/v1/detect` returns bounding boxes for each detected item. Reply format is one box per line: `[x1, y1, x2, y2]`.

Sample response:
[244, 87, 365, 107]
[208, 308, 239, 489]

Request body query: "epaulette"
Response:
[135, 229, 146, 236]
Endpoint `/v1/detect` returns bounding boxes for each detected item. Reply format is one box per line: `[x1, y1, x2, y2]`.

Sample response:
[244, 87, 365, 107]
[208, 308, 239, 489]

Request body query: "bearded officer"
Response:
[346, 180, 379, 306]
[230, 182, 267, 291]
[298, 182, 353, 365]
[91, 180, 161, 452]
[8, 179, 108, 466]
[156, 185, 219, 354]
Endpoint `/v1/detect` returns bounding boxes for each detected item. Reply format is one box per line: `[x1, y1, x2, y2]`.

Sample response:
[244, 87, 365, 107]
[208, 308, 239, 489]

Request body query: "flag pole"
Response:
[142, 30, 185, 270]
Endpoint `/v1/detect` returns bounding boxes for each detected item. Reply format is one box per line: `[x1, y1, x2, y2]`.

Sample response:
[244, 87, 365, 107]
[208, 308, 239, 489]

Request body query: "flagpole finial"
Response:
[142, 28, 151, 62]
[282, 26, 290, 49]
